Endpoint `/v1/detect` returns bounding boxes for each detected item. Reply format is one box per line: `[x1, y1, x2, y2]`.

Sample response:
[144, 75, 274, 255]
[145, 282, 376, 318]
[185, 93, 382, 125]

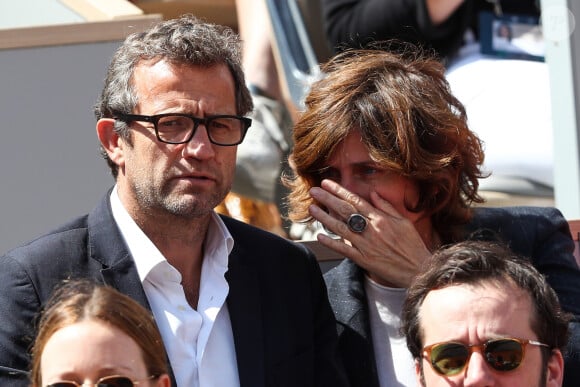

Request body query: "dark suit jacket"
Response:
[324, 206, 580, 387]
[0, 192, 348, 387]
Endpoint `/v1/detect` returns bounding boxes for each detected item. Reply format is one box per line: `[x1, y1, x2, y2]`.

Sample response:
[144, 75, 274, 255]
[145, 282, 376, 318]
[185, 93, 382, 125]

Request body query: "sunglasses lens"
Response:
[485, 339, 523, 371]
[430, 343, 470, 376]
[97, 376, 134, 387]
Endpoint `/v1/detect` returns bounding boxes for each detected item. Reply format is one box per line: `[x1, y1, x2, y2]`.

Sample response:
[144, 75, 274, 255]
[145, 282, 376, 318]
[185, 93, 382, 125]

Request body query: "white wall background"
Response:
[0, 41, 121, 254]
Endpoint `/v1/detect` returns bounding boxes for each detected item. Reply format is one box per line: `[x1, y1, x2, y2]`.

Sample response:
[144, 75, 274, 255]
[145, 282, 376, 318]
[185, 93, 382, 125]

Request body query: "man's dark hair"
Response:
[94, 14, 252, 178]
[402, 240, 570, 362]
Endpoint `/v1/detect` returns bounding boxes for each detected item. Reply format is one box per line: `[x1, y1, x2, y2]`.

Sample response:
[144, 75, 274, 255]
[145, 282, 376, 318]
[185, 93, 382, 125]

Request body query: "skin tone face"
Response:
[307, 130, 435, 287]
[417, 282, 564, 387]
[39, 320, 170, 387]
[97, 59, 240, 307]
[99, 60, 239, 227]
[319, 131, 423, 222]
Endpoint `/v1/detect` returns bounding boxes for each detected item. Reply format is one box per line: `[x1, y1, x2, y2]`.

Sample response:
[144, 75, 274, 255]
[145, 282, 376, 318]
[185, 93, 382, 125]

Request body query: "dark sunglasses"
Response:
[46, 374, 154, 387]
[422, 337, 550, 376]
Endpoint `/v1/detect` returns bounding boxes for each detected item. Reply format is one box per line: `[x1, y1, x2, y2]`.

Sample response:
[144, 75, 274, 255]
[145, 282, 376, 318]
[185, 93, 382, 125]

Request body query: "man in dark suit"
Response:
[0, 15, 348, 387]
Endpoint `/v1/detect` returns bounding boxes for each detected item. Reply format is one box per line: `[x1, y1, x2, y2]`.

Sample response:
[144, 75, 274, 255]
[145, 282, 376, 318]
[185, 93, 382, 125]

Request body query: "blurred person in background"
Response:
[218, 0, 295, 236]
[322, 0, 540, 62]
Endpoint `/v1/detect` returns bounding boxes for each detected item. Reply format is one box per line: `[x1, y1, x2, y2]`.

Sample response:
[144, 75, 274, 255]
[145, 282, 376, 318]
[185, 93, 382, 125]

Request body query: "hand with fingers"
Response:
[308, 179, 436, 288]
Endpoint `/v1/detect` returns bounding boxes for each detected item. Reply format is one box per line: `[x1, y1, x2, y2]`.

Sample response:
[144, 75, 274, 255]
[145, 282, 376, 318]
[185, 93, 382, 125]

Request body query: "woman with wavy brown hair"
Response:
[285, 47, 580, 386]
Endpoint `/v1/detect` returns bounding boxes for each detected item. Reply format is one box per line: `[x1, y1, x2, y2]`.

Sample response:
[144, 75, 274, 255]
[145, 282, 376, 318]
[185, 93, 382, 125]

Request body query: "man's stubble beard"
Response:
[133, 177, 231, 220]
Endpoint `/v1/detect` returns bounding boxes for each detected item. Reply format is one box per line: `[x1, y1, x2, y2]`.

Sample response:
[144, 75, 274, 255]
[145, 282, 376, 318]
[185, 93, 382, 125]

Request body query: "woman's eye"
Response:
[356, 165, 382, 178]
[362, 167, 378, 175]
[319, 169, 339, 181]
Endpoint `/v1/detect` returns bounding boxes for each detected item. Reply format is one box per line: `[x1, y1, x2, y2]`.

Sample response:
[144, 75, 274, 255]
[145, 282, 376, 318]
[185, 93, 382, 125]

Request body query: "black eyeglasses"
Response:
[46, 374, 154, 387]
[114, 112, 251, 146]
[422, 337, 549, 376]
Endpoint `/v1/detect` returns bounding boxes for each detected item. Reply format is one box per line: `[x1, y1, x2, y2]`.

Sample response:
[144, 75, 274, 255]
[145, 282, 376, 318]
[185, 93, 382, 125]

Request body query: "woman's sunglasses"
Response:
[422, 337, 550, 376]
[46, 374, 154, 387]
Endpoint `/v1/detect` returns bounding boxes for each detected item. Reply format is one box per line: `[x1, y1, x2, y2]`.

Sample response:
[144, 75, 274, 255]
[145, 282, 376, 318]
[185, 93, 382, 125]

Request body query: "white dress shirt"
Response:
[110, 188, 240, 387]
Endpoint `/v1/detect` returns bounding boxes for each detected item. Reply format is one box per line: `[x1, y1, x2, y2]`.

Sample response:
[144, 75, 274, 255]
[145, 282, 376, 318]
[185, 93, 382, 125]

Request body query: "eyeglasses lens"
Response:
[156, 116, 192, 143]
[97, 376, 134, 387]
[484, 339, 523, 371]
[156, 115, 243, 145]
[48, 376, 134, 387]
[430, 339, 523, 376]
[431, 343, 470, 376]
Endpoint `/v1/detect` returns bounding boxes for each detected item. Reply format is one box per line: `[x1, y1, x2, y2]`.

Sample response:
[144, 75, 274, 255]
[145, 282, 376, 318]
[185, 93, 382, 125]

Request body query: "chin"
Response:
[164, 194, 222, 218]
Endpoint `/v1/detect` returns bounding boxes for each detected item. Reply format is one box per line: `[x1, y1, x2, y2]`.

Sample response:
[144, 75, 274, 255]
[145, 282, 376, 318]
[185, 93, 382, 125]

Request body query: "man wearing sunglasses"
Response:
[0, 15, 347, 387]
[402, 241, 570, 386]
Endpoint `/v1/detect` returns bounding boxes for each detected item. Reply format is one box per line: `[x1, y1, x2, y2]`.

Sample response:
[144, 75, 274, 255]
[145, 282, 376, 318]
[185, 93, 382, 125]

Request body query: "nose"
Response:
[463, 351, 495, 387]
[337, 174, 353, 192]
[182, 123, 216, 159]
[338, 175, 371, 202]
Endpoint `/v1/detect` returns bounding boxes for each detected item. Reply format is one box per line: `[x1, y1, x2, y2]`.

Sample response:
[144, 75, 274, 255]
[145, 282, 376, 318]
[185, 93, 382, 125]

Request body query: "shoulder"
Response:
[467, 206, 572, 258]
[221, 215, 306, 250]
[470, 206, 566, 230]
[0, 214, 93, 311]
[2, 214, 90, 265]
[221, 214, 315, 266]
[2, 191, 114, 266]
[0, 214, 91, 298]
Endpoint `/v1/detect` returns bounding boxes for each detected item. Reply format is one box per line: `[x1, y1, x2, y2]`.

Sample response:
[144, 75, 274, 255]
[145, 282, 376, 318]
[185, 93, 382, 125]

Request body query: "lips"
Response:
[183, 173, 212, 180]
[172, 171, 217, 184]
[169, 162, 220, 185]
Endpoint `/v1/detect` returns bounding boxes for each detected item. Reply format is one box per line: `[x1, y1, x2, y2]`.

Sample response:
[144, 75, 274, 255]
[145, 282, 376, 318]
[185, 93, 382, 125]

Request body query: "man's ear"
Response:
[546, 349, 564, 387]
[96, 118, 125, 168]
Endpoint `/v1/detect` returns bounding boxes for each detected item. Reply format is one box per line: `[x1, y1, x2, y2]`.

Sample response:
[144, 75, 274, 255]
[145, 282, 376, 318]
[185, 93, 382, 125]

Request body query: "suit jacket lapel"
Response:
[326, 260, 370, 338]
[225, 239, 265, 387]
[325, 260, 380, 387]
[86, 191, 177, 386]
[85, 191, 151, 308]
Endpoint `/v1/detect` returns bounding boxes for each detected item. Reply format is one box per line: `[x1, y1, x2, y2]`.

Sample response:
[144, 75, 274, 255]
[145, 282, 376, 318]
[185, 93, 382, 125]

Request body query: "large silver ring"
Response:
[347, 213, 367, 233]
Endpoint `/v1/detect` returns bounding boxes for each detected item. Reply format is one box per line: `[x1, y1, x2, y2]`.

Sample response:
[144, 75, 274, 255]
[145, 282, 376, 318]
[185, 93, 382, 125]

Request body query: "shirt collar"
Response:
[109, 186, 234, 283]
